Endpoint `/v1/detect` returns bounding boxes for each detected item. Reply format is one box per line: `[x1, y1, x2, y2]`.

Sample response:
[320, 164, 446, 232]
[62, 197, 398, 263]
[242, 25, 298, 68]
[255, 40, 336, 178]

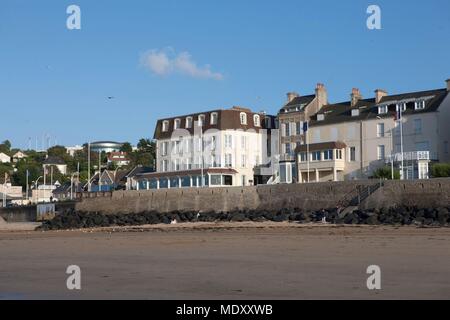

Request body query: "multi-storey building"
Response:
[135, 107, 276, 189]
[276, 79, 450, 183]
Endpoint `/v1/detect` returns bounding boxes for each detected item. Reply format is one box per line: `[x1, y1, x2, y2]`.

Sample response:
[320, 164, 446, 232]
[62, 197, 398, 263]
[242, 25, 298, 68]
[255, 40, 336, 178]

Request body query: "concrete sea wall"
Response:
[74, 179, 450, 215]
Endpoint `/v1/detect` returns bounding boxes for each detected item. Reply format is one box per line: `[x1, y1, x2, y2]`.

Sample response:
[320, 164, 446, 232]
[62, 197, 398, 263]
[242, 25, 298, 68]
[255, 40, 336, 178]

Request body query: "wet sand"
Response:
[1, 222, 450, 300]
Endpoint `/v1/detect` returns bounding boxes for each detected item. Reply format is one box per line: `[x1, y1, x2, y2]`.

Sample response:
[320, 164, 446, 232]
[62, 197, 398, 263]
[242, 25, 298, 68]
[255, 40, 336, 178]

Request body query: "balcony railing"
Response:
[279, 153, 296, 162]
[386, 151, 435, 163]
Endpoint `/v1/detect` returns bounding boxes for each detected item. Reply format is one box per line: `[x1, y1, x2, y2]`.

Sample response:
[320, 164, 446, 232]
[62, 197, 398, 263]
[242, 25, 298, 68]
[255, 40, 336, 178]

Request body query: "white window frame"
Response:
[377, 145, 385, 160]
[378, 105, 388, 115]
[377, 123, 385, 138]
[415, 101, 425, 110]
[240, 112, 247, 125]
[186, 117, 193, 128]
[162, 120, 169, 132]
[253, 115, 260, 127]
[210, 112, 218, 125]
[198, 114, 205, 127]
[174, 118, 181, 130]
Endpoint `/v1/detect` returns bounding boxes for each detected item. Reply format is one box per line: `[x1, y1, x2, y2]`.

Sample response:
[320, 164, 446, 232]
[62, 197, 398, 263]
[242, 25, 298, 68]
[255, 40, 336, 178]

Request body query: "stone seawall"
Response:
[74, 178, 450, 215]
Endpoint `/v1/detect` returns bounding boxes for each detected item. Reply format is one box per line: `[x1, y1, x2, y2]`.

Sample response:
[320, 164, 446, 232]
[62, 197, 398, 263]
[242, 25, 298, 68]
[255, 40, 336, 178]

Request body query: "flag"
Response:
[303, 121, 308, 133]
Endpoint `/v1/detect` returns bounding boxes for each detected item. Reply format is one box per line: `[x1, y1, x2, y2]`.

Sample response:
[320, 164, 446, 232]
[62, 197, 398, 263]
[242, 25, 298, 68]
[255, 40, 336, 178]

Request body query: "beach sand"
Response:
[0, 222, 449, 299]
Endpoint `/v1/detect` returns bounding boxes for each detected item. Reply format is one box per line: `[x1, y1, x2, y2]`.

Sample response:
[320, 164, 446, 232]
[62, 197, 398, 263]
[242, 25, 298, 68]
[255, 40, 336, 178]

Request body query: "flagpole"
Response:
[399, 106, 404, 180]
[304, 121, 310, 183]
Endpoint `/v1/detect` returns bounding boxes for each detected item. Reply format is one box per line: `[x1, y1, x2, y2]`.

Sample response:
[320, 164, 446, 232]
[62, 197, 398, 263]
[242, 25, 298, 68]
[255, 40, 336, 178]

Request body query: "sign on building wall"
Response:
[37, 203, 56, 221]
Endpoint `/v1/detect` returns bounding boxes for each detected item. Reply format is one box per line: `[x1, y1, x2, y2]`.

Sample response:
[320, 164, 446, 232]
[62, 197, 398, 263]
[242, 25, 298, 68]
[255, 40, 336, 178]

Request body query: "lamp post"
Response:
[34, 176, 43, 203]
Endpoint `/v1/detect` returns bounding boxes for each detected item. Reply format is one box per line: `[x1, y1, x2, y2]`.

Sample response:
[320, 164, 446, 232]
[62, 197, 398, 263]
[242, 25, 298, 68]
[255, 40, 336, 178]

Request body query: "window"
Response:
[281, 123, 286, 137]
[186, 117, 193, 128]
[253, 115, 260, 127]
[349, 147, 356, 162]
[210, 175, 222, 186]
[414, 119, 422, 134]
[162, 160, 169, 172]
[162, 120, 169, 132]
[161, 142, 169, 156]
[240, 112, 247, 125]
[312, 151, 321, 161]
[299, 152, 307, 162]
[241, 136, 247, 150]
[415, 141, 429, 152]
[296, 122, 302, 135]
[225, 134, 233, 148]
[241, 155, 246, 168]
[317, 114, 325, 121]
[210, 112, 218, 125]
[444, 141, 449, 154]
[225, 154, 233, 167]
[396, 103, 407, 112]
[210, 136, 217, 151]
[174, 119, 181, 130]
[377, 145, 385, 160]
[415, 101, 425, 110]
[285, 123, 290, 136]
[336, 149, 343, 160]
[324, 150, 333, 160]
[174, 159, 181, 171]
[377, 123, 385, 138]
[285, 143, 291, 154]
[351, 109, 360, 117]
[198, 114, 205, 126]
[378, 105, 388, 114]
[185, 158, 192, 170]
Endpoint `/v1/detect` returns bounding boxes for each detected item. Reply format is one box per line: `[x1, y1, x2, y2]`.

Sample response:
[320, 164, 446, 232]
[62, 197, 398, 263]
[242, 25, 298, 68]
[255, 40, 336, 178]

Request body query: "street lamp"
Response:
[34, 176, 43, 203]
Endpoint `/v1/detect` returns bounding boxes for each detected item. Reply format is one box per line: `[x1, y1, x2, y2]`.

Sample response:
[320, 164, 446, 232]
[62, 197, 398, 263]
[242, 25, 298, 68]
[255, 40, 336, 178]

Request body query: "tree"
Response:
[431, 163, 450, 178]
[47, 145, 68, 158]
[120, 142, 133, 154]
[373, 166, 400, 180]
[0, 140, 12, 154]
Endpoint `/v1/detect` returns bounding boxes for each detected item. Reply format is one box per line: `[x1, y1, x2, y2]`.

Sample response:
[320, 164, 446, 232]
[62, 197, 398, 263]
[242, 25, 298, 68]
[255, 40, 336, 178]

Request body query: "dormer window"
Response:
[351, 109, 360, 117]
[396, 103, 407, 112]
[317, 114, 325, 121]
[378, 105, 388, 115]
[174, 118, 181, 130]
[240, 112, 247, 125]
[210, 112, 218, 125]
[415, 100, 425, 110]
[186, 117, 193, 128]
[253, 114, 261, 127]
[162, 120, 169, 132]
[198, 114, 205, 126]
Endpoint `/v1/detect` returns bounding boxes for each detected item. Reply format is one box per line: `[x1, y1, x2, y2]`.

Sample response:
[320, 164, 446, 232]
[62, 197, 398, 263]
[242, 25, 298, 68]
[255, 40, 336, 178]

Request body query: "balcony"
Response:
[386, 151, 436, 163]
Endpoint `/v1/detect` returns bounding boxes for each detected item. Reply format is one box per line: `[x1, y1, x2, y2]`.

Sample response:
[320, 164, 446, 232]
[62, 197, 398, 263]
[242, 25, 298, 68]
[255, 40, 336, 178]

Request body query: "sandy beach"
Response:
[1, 222, 450, 300]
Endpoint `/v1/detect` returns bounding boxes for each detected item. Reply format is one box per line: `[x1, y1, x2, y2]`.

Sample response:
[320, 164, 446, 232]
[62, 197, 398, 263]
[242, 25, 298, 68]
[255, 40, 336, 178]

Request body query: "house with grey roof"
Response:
[276, 78, 450, 183]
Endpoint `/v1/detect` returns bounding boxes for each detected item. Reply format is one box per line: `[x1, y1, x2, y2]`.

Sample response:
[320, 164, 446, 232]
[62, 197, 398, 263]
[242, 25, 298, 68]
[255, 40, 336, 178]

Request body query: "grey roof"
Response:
[280, 95, 316, 113]
[310, 88, 448, 127]
[43, 156, 66, 165]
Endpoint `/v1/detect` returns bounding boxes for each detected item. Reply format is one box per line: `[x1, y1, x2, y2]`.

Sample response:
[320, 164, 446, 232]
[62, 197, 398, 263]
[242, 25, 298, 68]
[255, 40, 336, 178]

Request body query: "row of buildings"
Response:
[131, 78, 450, 190]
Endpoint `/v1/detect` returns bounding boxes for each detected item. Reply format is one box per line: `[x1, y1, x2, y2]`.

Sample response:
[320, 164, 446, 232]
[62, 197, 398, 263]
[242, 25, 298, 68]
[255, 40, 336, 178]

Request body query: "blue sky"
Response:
[1, 0, 449, 149]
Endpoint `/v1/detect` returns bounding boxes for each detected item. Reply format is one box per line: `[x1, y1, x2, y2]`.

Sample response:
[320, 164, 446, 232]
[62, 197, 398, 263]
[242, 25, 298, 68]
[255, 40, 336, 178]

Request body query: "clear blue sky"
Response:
[1, 0, 449, 149]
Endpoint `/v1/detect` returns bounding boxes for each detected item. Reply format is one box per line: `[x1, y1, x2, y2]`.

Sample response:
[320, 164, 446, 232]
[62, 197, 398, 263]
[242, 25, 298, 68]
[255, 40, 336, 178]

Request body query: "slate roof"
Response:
[310, 88, 448, 127]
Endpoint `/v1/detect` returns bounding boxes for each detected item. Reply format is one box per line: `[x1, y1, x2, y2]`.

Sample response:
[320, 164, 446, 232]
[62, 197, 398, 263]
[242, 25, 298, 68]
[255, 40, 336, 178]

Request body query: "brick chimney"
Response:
[315, 83, 328, 108]
[446, 79, 450, 92]
[350, 88, 362, 107]
[287, 92, 299, 103]
[374, 89, 388, 104]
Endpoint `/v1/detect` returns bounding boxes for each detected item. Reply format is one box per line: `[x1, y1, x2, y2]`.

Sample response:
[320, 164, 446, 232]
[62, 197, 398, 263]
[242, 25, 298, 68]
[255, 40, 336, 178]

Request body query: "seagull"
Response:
[107, 96, 115, 100]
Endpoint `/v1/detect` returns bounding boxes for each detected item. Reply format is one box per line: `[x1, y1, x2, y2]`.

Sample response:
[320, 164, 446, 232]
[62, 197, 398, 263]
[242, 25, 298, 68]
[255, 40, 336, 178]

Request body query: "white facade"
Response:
[0, 153, 10, 163]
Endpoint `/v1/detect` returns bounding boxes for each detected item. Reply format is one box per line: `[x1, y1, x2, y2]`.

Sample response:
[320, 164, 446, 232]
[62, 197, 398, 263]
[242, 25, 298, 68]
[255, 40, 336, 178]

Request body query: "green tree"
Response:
[373, 166, 400, 180]
[120, 142, 133, 153]
[431, 163, 450, 178]
[0, 140, 12, 154]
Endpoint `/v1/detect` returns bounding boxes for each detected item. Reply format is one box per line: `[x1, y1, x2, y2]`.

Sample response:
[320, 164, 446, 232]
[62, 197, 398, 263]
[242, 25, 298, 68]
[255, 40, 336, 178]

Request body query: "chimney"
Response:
[374, 89, 388, 104]
[446, 79, 450, 92]
[315, 83, 328, 108]
[350, 88, 362, 107]
[287, 92, 299, 103]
